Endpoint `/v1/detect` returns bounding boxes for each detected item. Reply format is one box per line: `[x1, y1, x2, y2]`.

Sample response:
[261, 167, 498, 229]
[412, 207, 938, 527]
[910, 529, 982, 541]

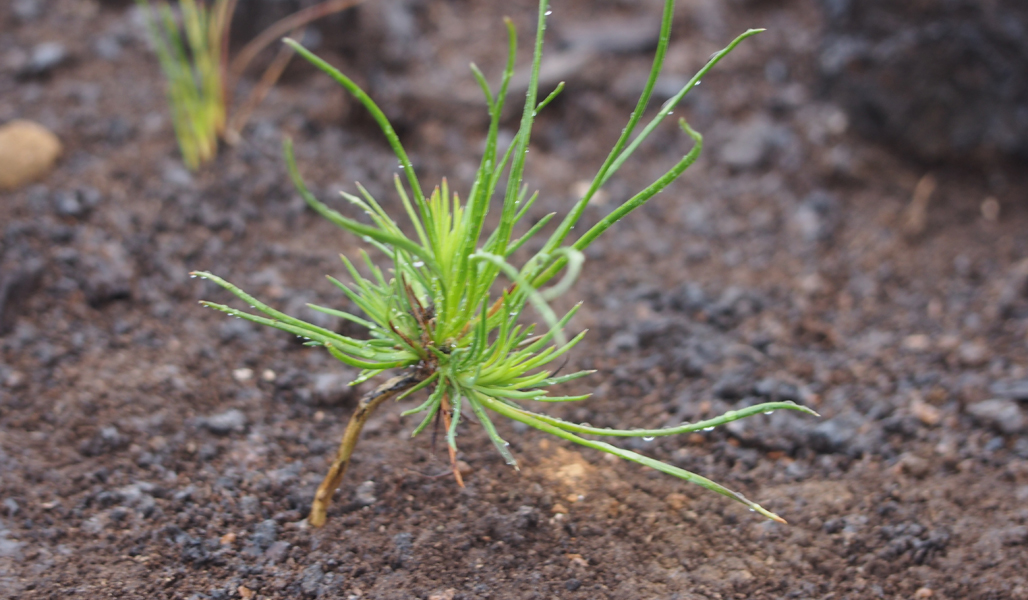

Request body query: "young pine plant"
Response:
[137, 0, 363, 170]
[137, 0, 233, 170]
[194, 0, 817, 528]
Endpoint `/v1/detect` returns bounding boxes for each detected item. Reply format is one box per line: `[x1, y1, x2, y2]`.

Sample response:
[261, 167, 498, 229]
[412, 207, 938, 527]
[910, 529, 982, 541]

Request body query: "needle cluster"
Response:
[194, 0, 816, 526]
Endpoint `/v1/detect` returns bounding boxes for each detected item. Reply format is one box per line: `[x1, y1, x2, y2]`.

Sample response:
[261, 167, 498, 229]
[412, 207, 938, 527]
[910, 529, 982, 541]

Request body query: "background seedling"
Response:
[195, 0, 817, 527]
[136, 0, 363, 169]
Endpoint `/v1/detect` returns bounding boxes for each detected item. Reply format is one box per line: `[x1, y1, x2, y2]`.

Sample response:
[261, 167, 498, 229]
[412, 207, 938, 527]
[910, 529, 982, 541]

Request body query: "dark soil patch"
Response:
[2, 1, 1027, 599]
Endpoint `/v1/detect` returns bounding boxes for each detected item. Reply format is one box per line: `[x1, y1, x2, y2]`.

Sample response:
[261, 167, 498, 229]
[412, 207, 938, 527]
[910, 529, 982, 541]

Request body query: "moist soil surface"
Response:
[2, 1, 1028, 599]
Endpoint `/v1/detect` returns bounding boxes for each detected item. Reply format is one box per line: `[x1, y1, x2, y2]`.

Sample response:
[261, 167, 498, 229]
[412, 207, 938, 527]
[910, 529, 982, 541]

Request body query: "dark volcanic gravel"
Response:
[1, 0, 1027, 599]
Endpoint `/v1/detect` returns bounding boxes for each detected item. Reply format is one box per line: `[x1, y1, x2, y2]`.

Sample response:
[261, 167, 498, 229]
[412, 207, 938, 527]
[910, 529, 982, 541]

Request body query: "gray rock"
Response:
[810, 412, 864, 454]
[301, 563, 324, 597]
[218, 318, 257, 343]
[162, 164, 193, 188]
[0, 525, 24, 558]
[93, 35, 122, 60]
[309, 372, 356, 405]
[606, 331, 639, 355]
[53, 190, 83, 218]
[988, 379, 1028, 401]
[264, 540, 290, 563]
[20, 42, 68, 76]
[718, 118, 778, 170]
[957, 342, 989, 367]
[246, 519, 279, 555]
[74, 234, 134, 305]
[966, 399, 1025, 434]
[791, 191, 840, 243]
[819, 0, 1028, 161]
[390, 532, 413, 568]
[198, 409, 247, 434]
[0, 257, 44, 335]
[13, 0, 43, 21]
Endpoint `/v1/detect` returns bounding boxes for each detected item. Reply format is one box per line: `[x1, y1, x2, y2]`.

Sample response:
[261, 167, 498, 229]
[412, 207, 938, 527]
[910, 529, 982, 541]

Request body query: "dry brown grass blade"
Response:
[224, 27, 303, 144]
[227, 0, 366, 97]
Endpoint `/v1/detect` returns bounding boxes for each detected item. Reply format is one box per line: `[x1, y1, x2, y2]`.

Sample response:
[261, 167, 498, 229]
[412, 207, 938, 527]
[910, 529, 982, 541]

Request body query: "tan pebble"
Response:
[232, 367, 254, 382]
[0, 120, 62, 190]
[237, 585, 255, 599]
[219, 532, 237, 545]
[914, 587, 933, 599]
[894, 453, 930, 478]
[427, 590, 456, 600]
[910, 397, 941, 426]
[551, 503, 568, 514]
[902, 334, 932, 352]
[456, 460, 474, 477]
[665, 492, 689, 510]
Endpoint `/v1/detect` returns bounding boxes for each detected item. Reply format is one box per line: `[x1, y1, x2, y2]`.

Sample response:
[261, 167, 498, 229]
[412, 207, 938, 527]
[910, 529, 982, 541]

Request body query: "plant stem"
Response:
[309, 372, 421, 527]
[226, 0, 367, 105]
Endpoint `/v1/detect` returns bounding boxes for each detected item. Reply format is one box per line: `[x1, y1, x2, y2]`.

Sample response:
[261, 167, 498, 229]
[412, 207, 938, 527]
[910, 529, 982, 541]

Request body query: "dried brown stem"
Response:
[439, 393, 465, 488]
[226, 0, 366, 104]
[224, 27, 303, 145]
[308, 372, 420, 527]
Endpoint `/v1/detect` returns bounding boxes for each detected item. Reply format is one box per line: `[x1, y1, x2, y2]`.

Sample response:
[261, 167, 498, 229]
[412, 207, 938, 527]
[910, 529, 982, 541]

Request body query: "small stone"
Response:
[52, 190, 82, 217]
[605, 331, 638, 355]
[13, 0, 43, 21]
[245, 519, 279, 555]
[665, 493, 689, 510]
[989, 379, 1028, 401]
[93, 36, 122, 60]
[790, 190, 840, 243]
[199, 409, 247, 434]
[719, 117, 777, 170]
[455, 460, 473, 477]
[19, 42, 67, 76]
[966, 399, 1025, 434]
[353, 480, 376, 507]
[301, 563, 324, 597]
[910, 398, 942, 426]
[75, 234, 134, 305]
[310, 372, 355, 404]
[218, 318, 256, 343]
[957, 341, 989, 367]
[0, 120, 62, 190]
[894, 453, 930, 478]
[914, 587, 933, 599]
[162, 164, 193, 188]
[902, 334, 932, 352]
[809, 412, 863, 453]
[263, 540, 290, 563]
[232, 368, 254, 382]
[0, 258, 44, 335]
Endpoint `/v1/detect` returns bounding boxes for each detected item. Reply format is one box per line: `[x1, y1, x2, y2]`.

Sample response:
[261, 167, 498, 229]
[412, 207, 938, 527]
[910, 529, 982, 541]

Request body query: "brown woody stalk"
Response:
[308, 372, 420, 527]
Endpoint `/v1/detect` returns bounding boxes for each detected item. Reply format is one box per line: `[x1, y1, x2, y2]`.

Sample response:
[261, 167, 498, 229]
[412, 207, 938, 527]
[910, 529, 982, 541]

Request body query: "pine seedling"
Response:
[137, 0, 232, 170]
[137, 0, 364, 169]
[194, 0, 817, 528]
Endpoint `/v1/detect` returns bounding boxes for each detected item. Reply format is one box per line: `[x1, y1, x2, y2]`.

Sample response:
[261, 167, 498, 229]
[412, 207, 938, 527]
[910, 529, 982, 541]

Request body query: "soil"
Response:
[2, 1, 1028, 599]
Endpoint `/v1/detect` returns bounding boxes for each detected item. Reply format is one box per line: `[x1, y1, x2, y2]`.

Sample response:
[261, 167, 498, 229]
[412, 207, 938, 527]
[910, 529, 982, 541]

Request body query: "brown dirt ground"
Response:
[2, 1, 1027, 599]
